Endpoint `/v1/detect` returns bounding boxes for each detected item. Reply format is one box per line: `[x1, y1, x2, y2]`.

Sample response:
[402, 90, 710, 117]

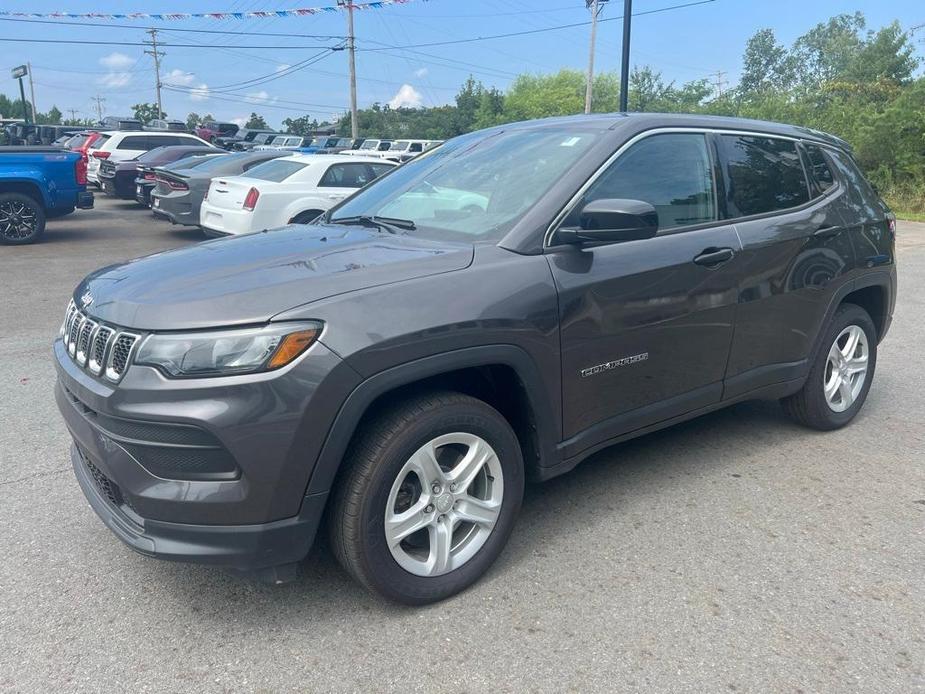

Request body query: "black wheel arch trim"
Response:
[303, 344, 559, 497]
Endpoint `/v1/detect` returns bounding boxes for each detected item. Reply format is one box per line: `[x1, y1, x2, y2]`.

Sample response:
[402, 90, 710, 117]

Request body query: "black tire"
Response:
[782, 303, 877, 430]
[329, 391, 524, 605]
[290, 210, 324, 225]
[0, 192, 46, 245]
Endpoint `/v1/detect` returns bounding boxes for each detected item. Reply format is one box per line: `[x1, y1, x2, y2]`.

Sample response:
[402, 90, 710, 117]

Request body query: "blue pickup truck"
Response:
[0, 146, 94, 244]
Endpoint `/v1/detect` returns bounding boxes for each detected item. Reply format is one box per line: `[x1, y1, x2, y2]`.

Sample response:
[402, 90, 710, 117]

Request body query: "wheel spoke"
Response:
[446, 437, 495, 493]
[845, 355, 867, 376]
[407, 441, 445, 489]
[454, 497, 500, 527]
[837, 377, 854, 407]
[385, 499, 431, 546]
[841, 327, 861, 360]
[427, 520, 453, 575]
[824, 372, 841, 401]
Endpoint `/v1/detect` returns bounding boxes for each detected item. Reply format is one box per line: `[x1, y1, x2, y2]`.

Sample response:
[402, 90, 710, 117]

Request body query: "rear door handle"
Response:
[693, 247, 734, 267]
[813, 225, 843, 238]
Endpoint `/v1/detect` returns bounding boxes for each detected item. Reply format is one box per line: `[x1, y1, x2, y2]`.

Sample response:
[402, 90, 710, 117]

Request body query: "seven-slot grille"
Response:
[61, 299, 140, 382]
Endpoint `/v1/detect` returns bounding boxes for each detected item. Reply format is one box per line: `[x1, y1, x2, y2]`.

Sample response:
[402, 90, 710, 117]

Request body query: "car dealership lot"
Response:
[1, 198, 923, 692]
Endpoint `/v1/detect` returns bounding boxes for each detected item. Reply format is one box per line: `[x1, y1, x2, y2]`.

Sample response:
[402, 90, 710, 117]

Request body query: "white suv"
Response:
[87, 131, 211, 185]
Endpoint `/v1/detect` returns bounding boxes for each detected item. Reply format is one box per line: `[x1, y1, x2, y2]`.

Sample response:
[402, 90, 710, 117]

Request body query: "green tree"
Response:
[282, 115, 322, 136]
[186, 112, 201, 130]
[132, 102, 166, 123]
[739, 28, 795, 95]
[245, 112, 269, 129]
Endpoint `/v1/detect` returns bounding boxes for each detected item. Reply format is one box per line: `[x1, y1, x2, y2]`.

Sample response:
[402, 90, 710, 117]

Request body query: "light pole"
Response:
[619, 0, 632, 112]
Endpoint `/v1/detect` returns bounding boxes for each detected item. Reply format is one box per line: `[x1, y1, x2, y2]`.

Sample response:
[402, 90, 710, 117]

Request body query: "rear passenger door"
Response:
[548, 131, 744, 442]
[719, 134, 853, 398]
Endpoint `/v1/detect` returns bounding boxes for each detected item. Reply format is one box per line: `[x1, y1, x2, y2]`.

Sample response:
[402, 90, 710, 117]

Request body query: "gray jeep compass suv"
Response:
[55, 113, 896, 604]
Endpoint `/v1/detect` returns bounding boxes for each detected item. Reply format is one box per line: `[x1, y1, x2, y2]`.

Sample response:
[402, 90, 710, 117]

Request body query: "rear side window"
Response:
[117, 136, 150, 150]
[717, 135, 808, 217]
[369, 163, 394, 178]
[564, 132, 716, 231]
[803, 143, 835, 197]
[244, 159, 307, 182]
[319, 163, 378, 188]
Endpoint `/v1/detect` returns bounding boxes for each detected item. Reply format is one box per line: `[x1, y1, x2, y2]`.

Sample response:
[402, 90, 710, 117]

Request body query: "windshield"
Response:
[244, 159, 307, 182]
[329, 128, 597, 241]
[358, 140, 379, 150]
[186, 153, 243, 172]
[393, 141, 411, 151]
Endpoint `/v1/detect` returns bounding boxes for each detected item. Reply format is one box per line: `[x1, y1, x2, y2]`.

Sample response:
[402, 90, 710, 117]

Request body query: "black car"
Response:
[135, 151, 228, 206]
[55, 113, 896, 604]
[99, 145, 218, 199]
[214, 127, 276, 151]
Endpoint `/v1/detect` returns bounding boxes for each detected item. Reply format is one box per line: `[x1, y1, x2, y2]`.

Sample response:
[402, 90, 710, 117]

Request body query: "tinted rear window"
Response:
[717, 135, 809, 217]
[243, 159, 307, 182]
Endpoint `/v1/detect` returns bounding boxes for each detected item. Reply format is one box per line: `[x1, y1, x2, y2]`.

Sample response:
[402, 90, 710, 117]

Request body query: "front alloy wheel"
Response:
[385, 433, 504, 577]
[329, 392, 524, 604]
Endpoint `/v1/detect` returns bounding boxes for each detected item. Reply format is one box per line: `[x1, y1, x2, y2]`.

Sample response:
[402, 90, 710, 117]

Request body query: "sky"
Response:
[0, 0, 922, 128]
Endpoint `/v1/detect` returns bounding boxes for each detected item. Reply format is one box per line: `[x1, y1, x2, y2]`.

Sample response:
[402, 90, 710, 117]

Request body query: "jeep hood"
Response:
[75, 224, 474, 330]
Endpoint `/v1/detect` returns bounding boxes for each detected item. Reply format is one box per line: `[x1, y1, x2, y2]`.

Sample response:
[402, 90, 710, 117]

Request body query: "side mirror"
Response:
[558, 198, 658, 245]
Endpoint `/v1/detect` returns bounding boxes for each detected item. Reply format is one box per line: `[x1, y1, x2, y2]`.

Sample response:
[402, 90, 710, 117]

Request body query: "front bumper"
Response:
[71, 442, 327, 570]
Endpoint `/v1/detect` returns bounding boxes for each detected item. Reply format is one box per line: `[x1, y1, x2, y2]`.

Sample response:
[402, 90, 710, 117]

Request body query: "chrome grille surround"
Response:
[61, 300, 141, 383]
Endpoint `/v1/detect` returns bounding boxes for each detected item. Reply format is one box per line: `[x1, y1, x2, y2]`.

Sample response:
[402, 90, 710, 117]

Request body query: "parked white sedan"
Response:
[198, 154, 396, 236]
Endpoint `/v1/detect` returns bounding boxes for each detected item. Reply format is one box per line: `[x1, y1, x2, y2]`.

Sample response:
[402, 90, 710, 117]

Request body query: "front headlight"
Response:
[135, 322, 322, 378]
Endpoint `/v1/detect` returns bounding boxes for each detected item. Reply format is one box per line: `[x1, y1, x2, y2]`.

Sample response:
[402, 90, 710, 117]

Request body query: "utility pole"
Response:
[619, 0, 632, 112]
[144, 28, 164, 118]
[338, 0, 359, 139]
[67, 108, 79, 123]
[584, 0, 602, 114]
[92, 95, 105, 123]
[27, 61, 38, 122]
[713, 70, 727, 98]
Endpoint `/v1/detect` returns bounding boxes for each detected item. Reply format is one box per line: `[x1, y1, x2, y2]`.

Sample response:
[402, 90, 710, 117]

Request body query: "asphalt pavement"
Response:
[1, 197, 923, 693]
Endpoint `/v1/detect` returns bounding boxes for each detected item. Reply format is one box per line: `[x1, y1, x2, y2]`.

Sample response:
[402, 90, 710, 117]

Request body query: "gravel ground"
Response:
[1, 197, 923, 693]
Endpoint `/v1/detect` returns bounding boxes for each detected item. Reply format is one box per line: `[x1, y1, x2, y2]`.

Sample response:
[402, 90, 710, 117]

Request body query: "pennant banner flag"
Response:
[0, 0, 428, 21]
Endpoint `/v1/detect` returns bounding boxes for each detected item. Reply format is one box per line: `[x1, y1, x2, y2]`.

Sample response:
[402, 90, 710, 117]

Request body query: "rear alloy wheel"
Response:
[0, 192, 45, 245]
[782, 303, 877, 430]
[330, 392, 524, 604]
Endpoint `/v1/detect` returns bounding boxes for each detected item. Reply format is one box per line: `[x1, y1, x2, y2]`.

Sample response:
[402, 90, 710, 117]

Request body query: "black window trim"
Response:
[797, 140, 842, 202]
[545, 126, 847, 248]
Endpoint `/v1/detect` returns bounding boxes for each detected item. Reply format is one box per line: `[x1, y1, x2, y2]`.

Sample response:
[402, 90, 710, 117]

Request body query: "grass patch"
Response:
[882, 181, 925, 222]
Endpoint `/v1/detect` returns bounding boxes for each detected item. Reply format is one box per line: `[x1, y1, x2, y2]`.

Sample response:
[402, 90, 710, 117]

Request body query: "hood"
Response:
[75, 224, 474, 330]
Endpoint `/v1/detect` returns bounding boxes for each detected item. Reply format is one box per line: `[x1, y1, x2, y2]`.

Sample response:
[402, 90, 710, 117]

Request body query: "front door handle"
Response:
[813, 225, 843, 238]
[693, 247, 735, 267]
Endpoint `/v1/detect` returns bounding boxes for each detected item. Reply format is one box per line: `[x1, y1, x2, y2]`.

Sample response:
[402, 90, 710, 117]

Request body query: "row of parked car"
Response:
[75, 129, 400, 236]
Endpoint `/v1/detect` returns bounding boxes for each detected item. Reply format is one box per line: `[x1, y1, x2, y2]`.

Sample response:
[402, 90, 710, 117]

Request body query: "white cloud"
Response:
[97, 51, 134, 89]
[388, 84, 423, 109]
[276, 64, 291, 73]
[414, 67, 429, 78]
[189, 83, 210, 102]
[231, 116, 248, 128]
[245, 90, 271, 104]
[97, 72, 132, 88]
[164, 69, 197, 87]
[99, 52, 134, 70]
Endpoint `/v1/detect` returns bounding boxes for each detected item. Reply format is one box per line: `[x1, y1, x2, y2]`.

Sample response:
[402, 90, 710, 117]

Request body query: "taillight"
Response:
[75, 157, 87, 185]
[243, 187, 260, 211]
[143, 171, 156, 181]
[92, 151, 110, 159]
[166, 178, 188, 191]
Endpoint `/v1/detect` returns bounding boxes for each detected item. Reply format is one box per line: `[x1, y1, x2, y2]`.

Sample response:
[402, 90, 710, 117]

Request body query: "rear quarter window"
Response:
[802, 143, 836, 197]
[117, 135, 150, 150]
[717, 135, 809, 217]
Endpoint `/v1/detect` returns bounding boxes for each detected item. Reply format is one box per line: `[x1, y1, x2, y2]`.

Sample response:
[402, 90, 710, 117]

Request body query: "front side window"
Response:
[717, 135, 809, 217]
[331, 128, 598, 241]
[562, 132, 716, 231]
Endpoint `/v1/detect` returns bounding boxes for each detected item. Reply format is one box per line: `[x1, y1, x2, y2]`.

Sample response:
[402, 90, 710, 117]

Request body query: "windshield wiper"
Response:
[329, 214, 416, 234]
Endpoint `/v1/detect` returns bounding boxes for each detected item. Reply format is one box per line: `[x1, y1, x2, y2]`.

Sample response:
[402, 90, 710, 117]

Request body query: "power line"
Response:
[357, 0, 717, 52]
[0, 15, 345, 39]
[162, 85, 347, 113]
[172, 48, 337, 93]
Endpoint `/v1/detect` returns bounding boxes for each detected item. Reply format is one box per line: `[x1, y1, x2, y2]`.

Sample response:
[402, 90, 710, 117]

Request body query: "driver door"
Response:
[547, 131, 744, 443]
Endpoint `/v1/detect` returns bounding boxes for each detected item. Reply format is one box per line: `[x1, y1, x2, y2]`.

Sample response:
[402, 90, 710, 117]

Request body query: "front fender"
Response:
[303, 344, 559, 497]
